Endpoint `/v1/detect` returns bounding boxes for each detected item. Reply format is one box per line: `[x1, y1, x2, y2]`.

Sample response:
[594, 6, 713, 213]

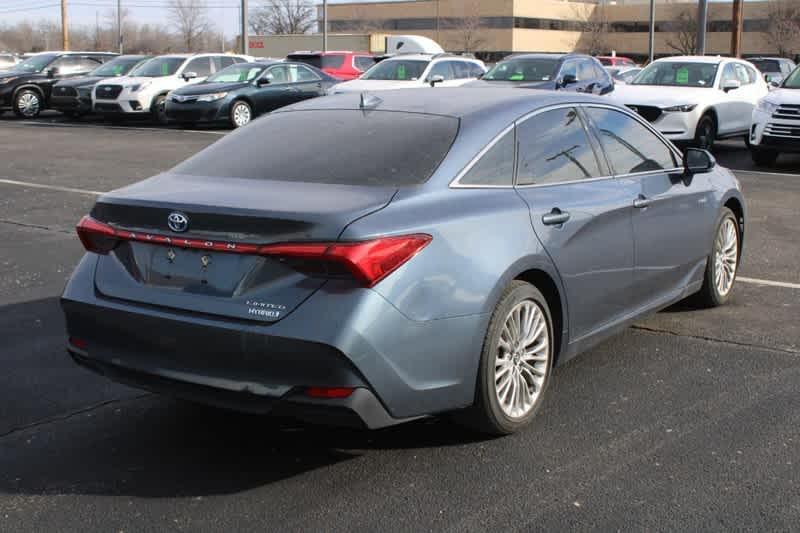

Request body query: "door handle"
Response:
[633, 195, 652, 209]
[542, 208, 570, 226]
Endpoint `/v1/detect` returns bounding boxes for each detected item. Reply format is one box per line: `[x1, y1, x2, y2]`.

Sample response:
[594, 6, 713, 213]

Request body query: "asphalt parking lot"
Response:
[1, 116, 799, 531]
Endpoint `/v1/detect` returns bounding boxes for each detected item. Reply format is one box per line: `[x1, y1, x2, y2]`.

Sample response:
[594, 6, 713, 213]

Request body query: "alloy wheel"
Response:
[714, 217, 738, 297]
[494, 300, 550, 419]
[233, 103, 251, 127]
[17, 92, 40, 117]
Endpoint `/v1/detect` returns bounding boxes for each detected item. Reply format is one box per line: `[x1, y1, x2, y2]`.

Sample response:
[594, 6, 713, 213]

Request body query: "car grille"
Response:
[170, 94, 199, 104]
[772, 104, 800, 121]
[764, 124, 800, 139]
[54, 86, 78, 97]
[96, 84, 123, 99]
[626, 105, 662, 123]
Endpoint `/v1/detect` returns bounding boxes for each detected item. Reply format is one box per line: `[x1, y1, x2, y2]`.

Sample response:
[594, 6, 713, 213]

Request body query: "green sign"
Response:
[676, 67, 689, 84]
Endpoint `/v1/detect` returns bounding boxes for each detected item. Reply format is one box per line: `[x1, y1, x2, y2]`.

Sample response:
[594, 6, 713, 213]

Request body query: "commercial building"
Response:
[248, 0, 797, 62]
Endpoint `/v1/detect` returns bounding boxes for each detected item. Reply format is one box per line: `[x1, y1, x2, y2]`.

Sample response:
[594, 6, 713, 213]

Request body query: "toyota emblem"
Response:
[167, 212, 189, 233]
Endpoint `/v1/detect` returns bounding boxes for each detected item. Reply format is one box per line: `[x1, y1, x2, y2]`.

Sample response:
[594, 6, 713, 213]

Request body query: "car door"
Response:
[584, 105, 716, 311]
[293, 64, 326, 100]
[514, 106, 637, 342]
[715, 62, 750, 135]
[251, 65, 295, 113]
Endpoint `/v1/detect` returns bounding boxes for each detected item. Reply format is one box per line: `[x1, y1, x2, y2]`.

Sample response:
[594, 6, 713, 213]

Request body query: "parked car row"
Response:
[2, 49, 799, 164]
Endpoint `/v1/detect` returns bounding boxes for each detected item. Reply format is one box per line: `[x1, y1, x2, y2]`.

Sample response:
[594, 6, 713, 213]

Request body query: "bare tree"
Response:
[168, 0, 210, 52]
[765, 0, 800, 58]
[665, 9, 698, 56]
[446, 0, 486, 54]
[574, 2, 609, 56]
[250, 0, 315, 35]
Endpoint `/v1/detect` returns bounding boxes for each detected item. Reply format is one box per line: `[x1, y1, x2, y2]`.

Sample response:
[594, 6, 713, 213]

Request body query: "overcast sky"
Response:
[0, 0, 752, 42]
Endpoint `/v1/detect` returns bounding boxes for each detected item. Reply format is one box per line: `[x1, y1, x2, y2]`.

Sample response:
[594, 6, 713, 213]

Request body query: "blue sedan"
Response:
[63, 88, 745, 434]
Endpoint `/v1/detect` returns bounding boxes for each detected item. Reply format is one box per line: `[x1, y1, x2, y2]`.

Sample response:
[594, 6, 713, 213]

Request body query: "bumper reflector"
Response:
[68, 337, 88, 350]
[305, 387, 355, 399]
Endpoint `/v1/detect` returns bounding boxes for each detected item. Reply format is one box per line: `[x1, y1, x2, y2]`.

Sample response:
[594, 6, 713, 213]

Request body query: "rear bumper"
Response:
[61, 254, 486, 427]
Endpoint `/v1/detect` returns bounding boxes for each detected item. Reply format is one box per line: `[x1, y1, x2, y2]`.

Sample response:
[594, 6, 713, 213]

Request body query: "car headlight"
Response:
[663, 104, 697, 112]
[757, 98, 779, 114]
[127, 81, 150, 92]
[196, 92, 228, 102]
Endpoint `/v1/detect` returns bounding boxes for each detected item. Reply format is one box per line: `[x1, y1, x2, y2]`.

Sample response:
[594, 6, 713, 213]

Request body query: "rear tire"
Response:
[693, 114, 716, 150]
[751, 148, 778, 167]
[694, 207, 739, 308]
[459, 281, 554, 435]
[151, 94, 168, 125]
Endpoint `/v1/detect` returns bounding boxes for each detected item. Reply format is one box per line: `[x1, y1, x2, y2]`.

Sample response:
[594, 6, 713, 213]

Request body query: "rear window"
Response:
[173, 110, 459, 186]
[288, 54, 345, 70]
[750, 59, 780, 73]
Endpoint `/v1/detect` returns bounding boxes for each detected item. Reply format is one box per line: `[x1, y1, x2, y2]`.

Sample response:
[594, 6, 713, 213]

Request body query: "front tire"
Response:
[751, 148, 779, 167]
[462, 281, 554, 435]
[229, 100, 252, 128]
[695, 207, 740, 307]
[151, 94, 168, 125]
[693, 114, 716, 150]
[13, 89, 43, 118]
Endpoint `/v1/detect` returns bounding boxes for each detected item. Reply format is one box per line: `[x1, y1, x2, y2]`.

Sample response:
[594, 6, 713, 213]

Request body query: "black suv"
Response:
[50, 55, 151, 117]
[0, 52, 118, 118]
[468, 53, 614, 95]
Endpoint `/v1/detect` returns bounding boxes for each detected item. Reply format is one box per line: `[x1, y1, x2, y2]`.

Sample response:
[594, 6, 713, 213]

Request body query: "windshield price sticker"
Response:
[676, 67, 689, 84]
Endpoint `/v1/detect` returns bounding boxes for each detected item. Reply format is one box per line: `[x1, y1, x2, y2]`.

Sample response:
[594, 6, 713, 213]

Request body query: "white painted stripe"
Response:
[738, 276, 800, 290]
[0, 178, 105, 196]
[15, 121, 227, 135]
[731, 169, 799, 178]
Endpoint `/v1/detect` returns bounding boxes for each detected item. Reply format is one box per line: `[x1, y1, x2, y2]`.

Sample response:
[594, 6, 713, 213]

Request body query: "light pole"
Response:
[241, 0, 249, 55]
[117, 0, 122, 53]
[323, 0, 328, 52]
[697, 0, 708, 55]
[648, 0, 655, 64]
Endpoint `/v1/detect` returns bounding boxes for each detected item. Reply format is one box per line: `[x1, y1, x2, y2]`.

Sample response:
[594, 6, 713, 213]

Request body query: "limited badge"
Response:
[200, 255, 211, 268]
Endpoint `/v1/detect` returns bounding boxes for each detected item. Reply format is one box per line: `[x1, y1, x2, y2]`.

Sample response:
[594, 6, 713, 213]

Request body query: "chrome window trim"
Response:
[449, 101, 685, 190]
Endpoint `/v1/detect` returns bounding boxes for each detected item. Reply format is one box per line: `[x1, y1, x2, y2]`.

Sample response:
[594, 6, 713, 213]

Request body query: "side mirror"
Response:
[429, 74, 445, 87]
[182, 71, 197, 81]
[46, 67, 59, 78]
[764, 73, 772, 83]
[256, 77, 270, 86]
[684, 148, 716, 175]
[560, 73, 577, 88]
[722, 79, 741, 92]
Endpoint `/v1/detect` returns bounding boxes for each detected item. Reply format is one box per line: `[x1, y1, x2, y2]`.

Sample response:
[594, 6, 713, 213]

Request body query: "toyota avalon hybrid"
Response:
[62, 88, 745, 434]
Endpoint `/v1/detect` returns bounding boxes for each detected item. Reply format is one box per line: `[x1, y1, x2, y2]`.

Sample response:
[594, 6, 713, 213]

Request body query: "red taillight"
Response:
[259, 235, 432, 287]
[305, 387, 355, 399]
[74, 216, 430, 287]
[76, 216, 119, 254]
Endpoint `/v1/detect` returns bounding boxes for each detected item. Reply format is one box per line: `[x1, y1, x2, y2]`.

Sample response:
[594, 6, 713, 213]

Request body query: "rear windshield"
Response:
[172, 110, 459, 186]
[288, 54, 344, 69]
[750, 59, 780, 73]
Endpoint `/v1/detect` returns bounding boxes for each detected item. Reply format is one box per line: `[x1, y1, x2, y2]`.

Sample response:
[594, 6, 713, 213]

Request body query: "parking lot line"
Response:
[14, 121, 228, 136]
[738, 276, 800, 290]
[0, 178, 104, 196]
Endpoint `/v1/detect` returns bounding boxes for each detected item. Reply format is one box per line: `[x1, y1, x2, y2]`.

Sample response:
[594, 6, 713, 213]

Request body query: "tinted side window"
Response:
[516, 107, 602, 186]
[720, 63, 737, 86]
[265, 65, 290, 83]
[428, 61, 455, 80]
[459, 129, 515, 186]
[734, 63, 751, 85]
[184, 57, 211, 77]
[470, 63, 485, 77]
[217, 56, 235, 70]
[586, 107, 677, 175]
[451, 61, 471, 79]
[296, 65, 319, 81]
[560, 60, 577, 80]
[578, 59, 595, 80]
[354, 56, 375, 71]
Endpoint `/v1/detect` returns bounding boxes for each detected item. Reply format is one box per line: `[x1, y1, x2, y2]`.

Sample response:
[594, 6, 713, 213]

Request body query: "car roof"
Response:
[654, 55, 734, 65]
[289, 51, 368, 56]
[283, 87, 606, 122]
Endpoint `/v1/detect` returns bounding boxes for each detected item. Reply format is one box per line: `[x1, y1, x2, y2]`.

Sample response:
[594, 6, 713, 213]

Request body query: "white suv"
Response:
[329, 54, 486, 94]
[749, 65, 800, 166]
[92, 53, 250, 123]
[612, 56, 768, 149]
